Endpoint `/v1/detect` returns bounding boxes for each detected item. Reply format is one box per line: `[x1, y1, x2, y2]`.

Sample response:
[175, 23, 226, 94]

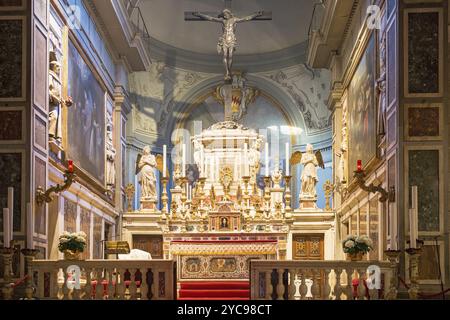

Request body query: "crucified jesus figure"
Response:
[193, 9, 264, 81]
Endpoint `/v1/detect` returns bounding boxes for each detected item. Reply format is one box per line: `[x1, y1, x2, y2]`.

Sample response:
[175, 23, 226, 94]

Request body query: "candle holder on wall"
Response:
[36, 169, 77, 206]
[353, 169, 395, 203]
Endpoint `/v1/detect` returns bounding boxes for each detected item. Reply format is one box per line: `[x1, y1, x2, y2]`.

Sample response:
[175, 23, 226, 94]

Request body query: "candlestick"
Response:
[285, 143, 290, 176]
[265, 143, 269, 177]
[182, 144, 186, 177]
[7, 187, 13, 241]
[163, 145, 167, 178]
[200, 146, 205, 177]
[389, 202, 398, 250]
[26, 203, 34, 249]
[3, 208, 10, 247]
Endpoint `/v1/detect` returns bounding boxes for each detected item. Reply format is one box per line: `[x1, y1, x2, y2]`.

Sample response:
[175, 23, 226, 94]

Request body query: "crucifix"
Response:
[185, 0, 272, 81]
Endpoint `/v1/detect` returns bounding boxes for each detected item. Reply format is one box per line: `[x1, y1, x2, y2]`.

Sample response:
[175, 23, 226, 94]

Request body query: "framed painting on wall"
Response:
[66, 38, 106, 186]
[348, 34, 377, 177]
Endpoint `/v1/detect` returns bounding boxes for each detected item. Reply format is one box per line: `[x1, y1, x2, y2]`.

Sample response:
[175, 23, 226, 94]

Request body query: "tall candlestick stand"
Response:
[263, 176, 272, 221]
[284, 176, 292, 218]
[21, 248, 39, 299]
[242, 176, 251, 217]
[161, 177, 169, 220]
[406, 247, 423, 300]
[1, 243, 16, 300]
[383, 249, 401, 300]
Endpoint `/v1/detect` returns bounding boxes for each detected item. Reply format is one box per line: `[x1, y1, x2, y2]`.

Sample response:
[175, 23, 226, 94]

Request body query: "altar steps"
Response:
[178, 281, 250, 300]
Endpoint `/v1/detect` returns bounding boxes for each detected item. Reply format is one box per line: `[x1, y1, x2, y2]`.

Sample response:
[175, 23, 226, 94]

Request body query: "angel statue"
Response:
[290, 144, 325, 198]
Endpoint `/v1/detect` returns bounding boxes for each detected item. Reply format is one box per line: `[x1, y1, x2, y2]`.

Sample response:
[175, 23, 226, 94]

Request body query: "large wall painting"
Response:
[67, 39, 105, 185]
[348, 34, 376, 175]
[0, 153, 22, 233]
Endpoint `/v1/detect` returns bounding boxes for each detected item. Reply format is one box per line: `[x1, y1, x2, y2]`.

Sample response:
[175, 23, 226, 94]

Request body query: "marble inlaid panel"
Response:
[408, 107, 440, 137]
[0, 153, 22, 232]
[34, 0, 47, 24]
[93, 215, 102, 259]
[387, 22, 396, 106]
[34, 25, 47, 110]
[63, 199, 77, 233]
[34, 157, 46, 235]
[409, 150, 439, 232]
[359, 206, 367, 236]
[34, 115, 46, 148]
[418, 245, 440, 281]
[369, 199, 379, 260]
[0, 19, 23, 99]
[80, 207, 91, 260]
[0, 0, 22, 7]
[0, 110, 22, 140]
[387, 111, 396, 147]
[388, 156, 396, 189]
[407, 12, 440, 94]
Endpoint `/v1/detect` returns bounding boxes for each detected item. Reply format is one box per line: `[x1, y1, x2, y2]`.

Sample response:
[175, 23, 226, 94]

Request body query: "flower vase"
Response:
[346, 252, 365, 261]
[63, 250, 82, 260]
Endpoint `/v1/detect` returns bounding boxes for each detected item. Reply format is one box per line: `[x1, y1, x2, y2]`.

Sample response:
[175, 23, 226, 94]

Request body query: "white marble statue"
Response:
[105, 115, 116, 188]
[136, 146, 157, 200]
[300, 144, 324, 198]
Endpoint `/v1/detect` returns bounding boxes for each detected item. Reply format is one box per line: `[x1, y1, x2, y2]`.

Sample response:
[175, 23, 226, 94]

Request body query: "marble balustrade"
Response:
[31, 260, 176, 300]
[250, 260, 397, 300]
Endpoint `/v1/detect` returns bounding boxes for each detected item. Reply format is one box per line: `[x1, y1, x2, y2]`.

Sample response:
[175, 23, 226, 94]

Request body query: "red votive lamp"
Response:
[357, 160, 363, 172]
[68, 160, 74, 173]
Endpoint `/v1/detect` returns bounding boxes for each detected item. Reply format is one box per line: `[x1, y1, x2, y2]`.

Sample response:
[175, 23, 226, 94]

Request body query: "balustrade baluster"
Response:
[49, 268, 58, 299]
[345, 268, 353, 300]
[129, 268, 138, 300]
[323, 269, 331, 300]
[116, 268, 125, 299]
[62, 268, 70, 300]
[153, 269, 160, 300]
[37, 270, 45, 299]
[140, 268, 148, 300]
[311, 270, 319, 300]
[265, 269, 273, 300]
[334, 268, 343, 300]
[276, 268, 284, 300]
[357, 268, 367, 300]
[288, 269, 296, 300]
[299, 270, 307, 300]
[84, 268, 92, 300]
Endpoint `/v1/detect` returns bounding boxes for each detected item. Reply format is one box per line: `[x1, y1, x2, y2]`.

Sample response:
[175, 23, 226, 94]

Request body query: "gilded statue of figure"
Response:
[135, 146, 157, 199]
[193, 9, 263, 81]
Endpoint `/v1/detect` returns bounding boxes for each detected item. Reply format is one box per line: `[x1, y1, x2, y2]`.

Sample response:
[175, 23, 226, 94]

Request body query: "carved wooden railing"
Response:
[31, 260, 176, 300]
[250, 260, 397, 300]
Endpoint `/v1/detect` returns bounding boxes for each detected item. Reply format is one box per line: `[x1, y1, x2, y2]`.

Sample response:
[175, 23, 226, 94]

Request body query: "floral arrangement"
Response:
[58, 231, 87, 253]
[342, 235, 373, 255]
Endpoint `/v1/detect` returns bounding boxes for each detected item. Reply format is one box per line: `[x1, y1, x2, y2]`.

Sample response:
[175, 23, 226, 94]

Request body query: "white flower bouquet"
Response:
[58, 231, 87, 253]
[342, 235, 373, 255]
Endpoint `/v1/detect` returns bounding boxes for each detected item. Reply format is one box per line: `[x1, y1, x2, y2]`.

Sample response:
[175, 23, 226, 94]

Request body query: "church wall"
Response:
[327, 0, 450, 288]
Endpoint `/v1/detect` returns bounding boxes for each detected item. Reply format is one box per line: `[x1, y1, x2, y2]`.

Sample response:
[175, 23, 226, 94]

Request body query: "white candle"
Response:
[265, 143, 269, 177]
[234, 155, 238, 181]
[285, 142, 290, 176]
[7, 187, 13, 240]
[244, 143, 249, 176]
[238, 153, 242, 179]
[3, 208, 10, 247]
[200, 146, 205, 177]
[411, 186, 419, 249]
[26, 203, 34, 249]
[389, 202, 398, 250]
[182, 144, 186, 177]
[210, 156, 215, 181]
[163, 145, 167, 178]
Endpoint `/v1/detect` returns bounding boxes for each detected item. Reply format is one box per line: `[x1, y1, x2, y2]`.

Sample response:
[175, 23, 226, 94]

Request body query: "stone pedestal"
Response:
[140, 197, 157, 211]
[300, 196, 319, 210]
